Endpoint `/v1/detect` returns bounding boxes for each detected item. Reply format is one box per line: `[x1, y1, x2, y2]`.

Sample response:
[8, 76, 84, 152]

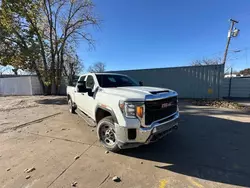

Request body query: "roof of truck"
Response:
[94, 72, 125, 75]
[78, 72, 127, 77]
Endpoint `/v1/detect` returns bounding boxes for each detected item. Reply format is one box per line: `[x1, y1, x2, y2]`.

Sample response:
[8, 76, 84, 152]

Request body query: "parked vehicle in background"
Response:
[67, 73, 179, 152]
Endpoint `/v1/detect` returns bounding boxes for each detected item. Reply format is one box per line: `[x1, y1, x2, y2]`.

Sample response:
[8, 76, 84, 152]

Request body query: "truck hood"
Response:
[101, 86, 177, 101]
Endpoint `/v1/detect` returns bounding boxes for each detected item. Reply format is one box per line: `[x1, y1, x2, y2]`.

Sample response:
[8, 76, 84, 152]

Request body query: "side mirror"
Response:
[139, 81, 143, 86]
[76, 81, 86, 93]
[77, 80, 85, 84]
[87, 89, 94, 97]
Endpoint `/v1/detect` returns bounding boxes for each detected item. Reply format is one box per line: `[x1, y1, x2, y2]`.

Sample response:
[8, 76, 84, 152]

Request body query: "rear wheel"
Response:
[97, 116, 120, 152]
[68, 98, 76, 114]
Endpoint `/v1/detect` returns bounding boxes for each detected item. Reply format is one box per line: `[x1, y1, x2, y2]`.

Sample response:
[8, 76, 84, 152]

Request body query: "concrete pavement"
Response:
[0, 96, 249, 188]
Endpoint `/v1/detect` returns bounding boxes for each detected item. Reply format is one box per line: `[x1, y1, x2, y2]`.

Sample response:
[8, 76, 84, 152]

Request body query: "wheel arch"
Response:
[67, 94, 77, 109]
[95, 105, 118, 124]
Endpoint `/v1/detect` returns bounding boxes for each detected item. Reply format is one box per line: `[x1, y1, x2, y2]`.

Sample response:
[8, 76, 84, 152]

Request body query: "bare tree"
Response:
[63, 45, 84, 85]
[88, 62, 105, 73]
[191, 57, 222, 66]
[41, 0, 98, 94]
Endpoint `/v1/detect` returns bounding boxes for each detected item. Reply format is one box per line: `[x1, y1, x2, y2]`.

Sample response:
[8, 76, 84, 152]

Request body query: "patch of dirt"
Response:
[0, 99, 38, 111]
[191, 99, 248, 110]
[0, 96, 66, 111]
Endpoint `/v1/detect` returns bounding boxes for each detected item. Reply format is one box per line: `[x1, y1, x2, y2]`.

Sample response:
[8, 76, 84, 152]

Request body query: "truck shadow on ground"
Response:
[121, 106, 250, 187]
[35, 98, 67, 105]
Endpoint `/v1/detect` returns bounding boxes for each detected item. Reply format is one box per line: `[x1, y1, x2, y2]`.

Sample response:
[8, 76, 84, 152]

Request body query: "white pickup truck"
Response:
[67, 73, 179, 152]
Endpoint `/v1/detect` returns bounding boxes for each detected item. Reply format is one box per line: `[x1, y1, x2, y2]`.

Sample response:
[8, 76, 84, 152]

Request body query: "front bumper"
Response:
[115, 111, 179, 149]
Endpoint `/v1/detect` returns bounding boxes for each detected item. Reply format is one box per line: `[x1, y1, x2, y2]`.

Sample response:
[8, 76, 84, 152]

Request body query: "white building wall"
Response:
[30, 76, 43, 95]
[0, 77, 32, 95]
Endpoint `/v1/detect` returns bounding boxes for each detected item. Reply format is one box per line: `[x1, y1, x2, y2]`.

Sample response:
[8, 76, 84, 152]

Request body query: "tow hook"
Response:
[173, 125, 178, 130]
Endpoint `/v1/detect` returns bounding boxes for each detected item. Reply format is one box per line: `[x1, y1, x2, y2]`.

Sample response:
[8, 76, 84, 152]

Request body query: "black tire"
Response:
[97, 116, 120, 152]
[68, 98, 76, 114]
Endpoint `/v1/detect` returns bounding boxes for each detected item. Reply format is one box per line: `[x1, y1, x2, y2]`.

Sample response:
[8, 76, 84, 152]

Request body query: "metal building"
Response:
[222, 77, 250, 98]
[110, 64, 225, 99]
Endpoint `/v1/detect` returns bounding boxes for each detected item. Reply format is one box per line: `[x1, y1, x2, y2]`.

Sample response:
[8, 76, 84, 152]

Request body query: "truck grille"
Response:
[145, 96, 177, 125]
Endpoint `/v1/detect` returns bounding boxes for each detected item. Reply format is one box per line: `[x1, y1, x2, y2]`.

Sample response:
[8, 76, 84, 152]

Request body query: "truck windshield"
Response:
[96, 74, 139, 88]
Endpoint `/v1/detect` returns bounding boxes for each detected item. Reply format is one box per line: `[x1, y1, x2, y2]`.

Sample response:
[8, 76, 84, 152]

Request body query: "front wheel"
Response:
[97, 116, 120, 152]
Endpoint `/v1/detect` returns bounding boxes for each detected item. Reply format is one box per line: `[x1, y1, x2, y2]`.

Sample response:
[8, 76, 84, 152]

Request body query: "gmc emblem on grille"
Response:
[161, 102, 173, 108]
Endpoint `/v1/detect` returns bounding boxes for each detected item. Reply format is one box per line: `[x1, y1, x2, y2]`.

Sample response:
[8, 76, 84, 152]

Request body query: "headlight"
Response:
[119, 101, 144, 118]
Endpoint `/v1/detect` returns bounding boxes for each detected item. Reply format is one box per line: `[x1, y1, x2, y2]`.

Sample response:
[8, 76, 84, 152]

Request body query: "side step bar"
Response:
[75, 109, 96, 127]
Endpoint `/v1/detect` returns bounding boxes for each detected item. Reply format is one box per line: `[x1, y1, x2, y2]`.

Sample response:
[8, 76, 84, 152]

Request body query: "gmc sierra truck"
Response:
[67, 73, 179, 152]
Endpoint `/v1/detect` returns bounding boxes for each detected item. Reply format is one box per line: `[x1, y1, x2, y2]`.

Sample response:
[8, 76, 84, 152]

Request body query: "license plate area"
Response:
[153, 119, 178, 133]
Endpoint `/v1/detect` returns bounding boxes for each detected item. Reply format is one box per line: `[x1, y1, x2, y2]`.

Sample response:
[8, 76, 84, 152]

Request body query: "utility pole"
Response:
[222, 19, 239, 65]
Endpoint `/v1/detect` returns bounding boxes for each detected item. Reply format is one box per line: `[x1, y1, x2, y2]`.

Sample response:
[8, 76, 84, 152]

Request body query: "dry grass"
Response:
[191, 99, 248, 110]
